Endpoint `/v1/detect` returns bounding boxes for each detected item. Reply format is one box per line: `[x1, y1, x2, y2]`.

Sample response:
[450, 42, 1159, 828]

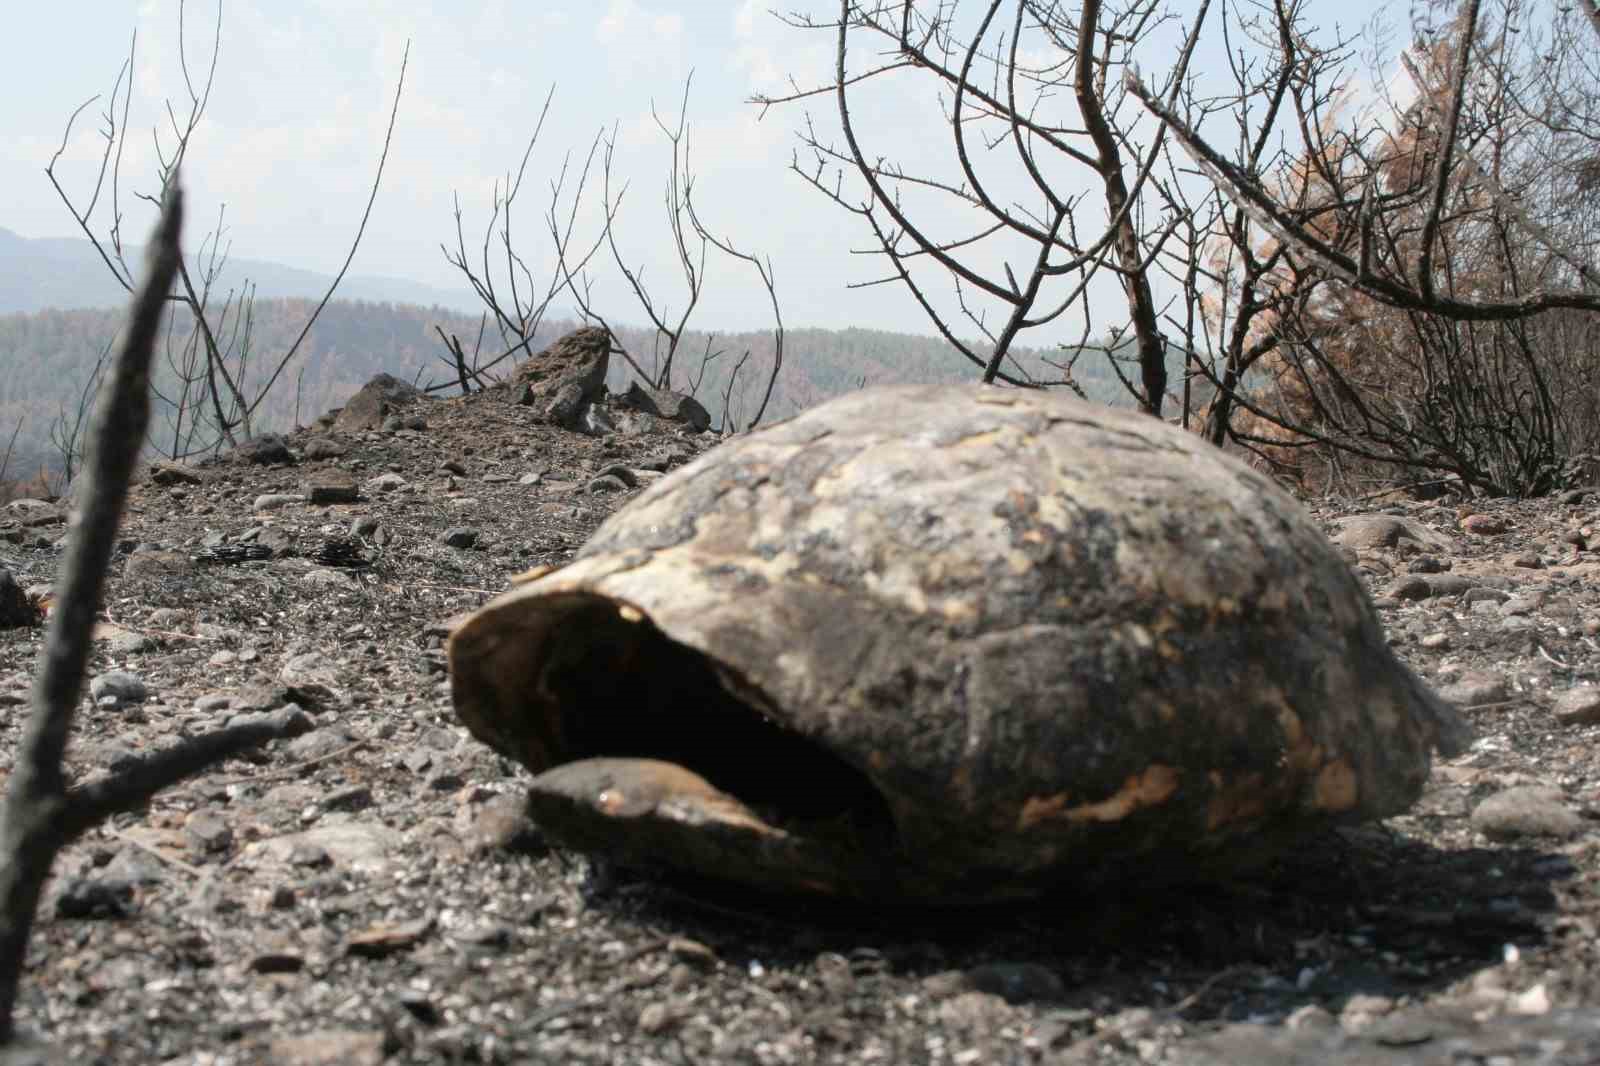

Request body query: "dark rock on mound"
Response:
[510, 326, 611, 430]
[334, 373, 425, 433]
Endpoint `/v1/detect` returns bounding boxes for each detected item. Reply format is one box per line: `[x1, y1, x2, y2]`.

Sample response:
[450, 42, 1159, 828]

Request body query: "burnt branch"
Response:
[1128, 69, 1600, 318]
[0, 182, 185, 1040]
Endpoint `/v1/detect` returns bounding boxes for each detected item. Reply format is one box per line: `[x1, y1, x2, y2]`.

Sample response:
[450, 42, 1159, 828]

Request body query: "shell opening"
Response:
[525, 599, 895, 843]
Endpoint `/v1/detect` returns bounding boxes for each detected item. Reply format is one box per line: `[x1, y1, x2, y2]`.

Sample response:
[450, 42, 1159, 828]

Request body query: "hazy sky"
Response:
[4, 1, 1392, 338]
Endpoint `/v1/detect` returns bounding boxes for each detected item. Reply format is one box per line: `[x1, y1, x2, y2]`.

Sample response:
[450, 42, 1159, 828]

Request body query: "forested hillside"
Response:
[0, 297, 1159, 487]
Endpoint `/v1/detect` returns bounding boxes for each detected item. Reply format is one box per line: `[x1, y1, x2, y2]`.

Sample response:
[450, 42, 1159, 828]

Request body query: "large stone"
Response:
[510, 326, 611, 429]
[301, 469, 360, 505]
[1331, 515, 1455, 552]
[622, 382, 711, 432]
[231, 433, 294, 466]
[1472, 785, 1583, 841]
[334, 373, 424, 433]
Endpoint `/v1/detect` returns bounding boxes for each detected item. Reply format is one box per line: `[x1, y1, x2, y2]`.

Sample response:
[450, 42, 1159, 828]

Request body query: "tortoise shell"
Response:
[449, 385, 1468, 902]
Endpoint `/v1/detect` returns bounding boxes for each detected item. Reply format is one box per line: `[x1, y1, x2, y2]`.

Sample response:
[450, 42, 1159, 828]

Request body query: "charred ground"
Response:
[0, 383, 1598, 1064]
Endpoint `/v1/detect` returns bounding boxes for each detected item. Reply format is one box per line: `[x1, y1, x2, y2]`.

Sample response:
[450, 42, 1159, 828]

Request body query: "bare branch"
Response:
[0, 181, 185, 1039]
[1128, 70, 1600, 318]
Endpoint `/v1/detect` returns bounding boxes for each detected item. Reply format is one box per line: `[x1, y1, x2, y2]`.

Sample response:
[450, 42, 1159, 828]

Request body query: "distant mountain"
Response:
[0, 226, 483, 314]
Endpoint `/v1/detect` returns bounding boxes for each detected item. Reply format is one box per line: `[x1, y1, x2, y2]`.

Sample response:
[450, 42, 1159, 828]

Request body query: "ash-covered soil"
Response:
[2, 382, 1600, 1065]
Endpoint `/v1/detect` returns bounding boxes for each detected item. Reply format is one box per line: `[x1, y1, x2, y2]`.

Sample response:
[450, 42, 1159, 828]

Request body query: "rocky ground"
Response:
[2, 377, 1600, 1065]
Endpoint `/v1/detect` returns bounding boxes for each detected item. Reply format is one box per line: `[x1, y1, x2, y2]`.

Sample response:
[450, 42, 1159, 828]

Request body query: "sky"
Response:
[2, 1, 1395, 340]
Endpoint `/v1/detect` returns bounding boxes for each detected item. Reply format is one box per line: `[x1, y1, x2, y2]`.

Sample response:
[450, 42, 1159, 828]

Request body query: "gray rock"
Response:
[301, 470, 360, 504]
[232, 682, 292, 713]
[280, 729, 354, 764]
[623, 382, 711, 432]
[222, 706, 315, 737]
[105, 630, 156, 656]
[1461, 513, 1507, 535]
[1437, 671, 1508, 708]
[124, 550, 194, 579]
[303, 569, 350, 589]
[280, 653, 344, 692]
[366, 472, 407, 494]
[510, 326, 611, 429]
[1187, 1008, 1600, 1066]
[256, 526, 297, 557]
[1501, 594, 1544, 616]
[102, 847, 168, 887]
[324, 785, 374, 813]
[248, 821, 403, 874]
[232, 434, 294, 466]
[1553, 686, 1600, 727]
[582, 403, 618, 437]
[594, 464, 639, 488]
[253, 493, 304, 512]
[267, 1029, 387, 1066]
[89, 670, 148, 708]
[334, 374, 424, 433]
[301, 436, 348, 460]
[146, 462, 202, 486]
[1472, 785, 1583, 841]
[184, 809, 234, 854]
[1331, 515, 1454, 552]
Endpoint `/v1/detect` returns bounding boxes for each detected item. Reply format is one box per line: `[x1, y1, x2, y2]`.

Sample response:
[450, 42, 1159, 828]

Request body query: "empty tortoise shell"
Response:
[449, 385, 1468, 902]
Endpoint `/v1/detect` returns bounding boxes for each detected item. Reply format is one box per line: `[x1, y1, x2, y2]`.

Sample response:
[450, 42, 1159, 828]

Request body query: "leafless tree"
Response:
[754, 0, 1226, 415]
[1131, 0, 1599, 320]
[0, 422, 23, 497]
[441, 85, 615, 391]
[47, 0, 408, 456]
[555, 75, 784, 432]
[456, 75, 784, 432]
[1128, 0, 1600, 493]
[48, 339, 112, 493]
[1143, 0, 1354, 445]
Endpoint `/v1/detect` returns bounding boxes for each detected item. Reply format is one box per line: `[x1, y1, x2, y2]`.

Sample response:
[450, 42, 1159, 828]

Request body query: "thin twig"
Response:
[211, 739, 369, 788]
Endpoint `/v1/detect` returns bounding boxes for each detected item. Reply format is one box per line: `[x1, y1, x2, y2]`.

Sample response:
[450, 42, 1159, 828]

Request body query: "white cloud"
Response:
[594, 0, 685, 82]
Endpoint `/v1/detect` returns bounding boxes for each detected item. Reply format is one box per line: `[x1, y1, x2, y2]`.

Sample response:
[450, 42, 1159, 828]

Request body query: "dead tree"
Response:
[440, 85, 615, 392]
[47, 0, 407, 457]
[754, 0, 1226, 415]
[1130, 1, 1599, 320]
[561, 75, 784, 434]
[1129, 0, 1600, 493]
[457, 74, 785, 433]
[1144, 0, 1354, 445]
